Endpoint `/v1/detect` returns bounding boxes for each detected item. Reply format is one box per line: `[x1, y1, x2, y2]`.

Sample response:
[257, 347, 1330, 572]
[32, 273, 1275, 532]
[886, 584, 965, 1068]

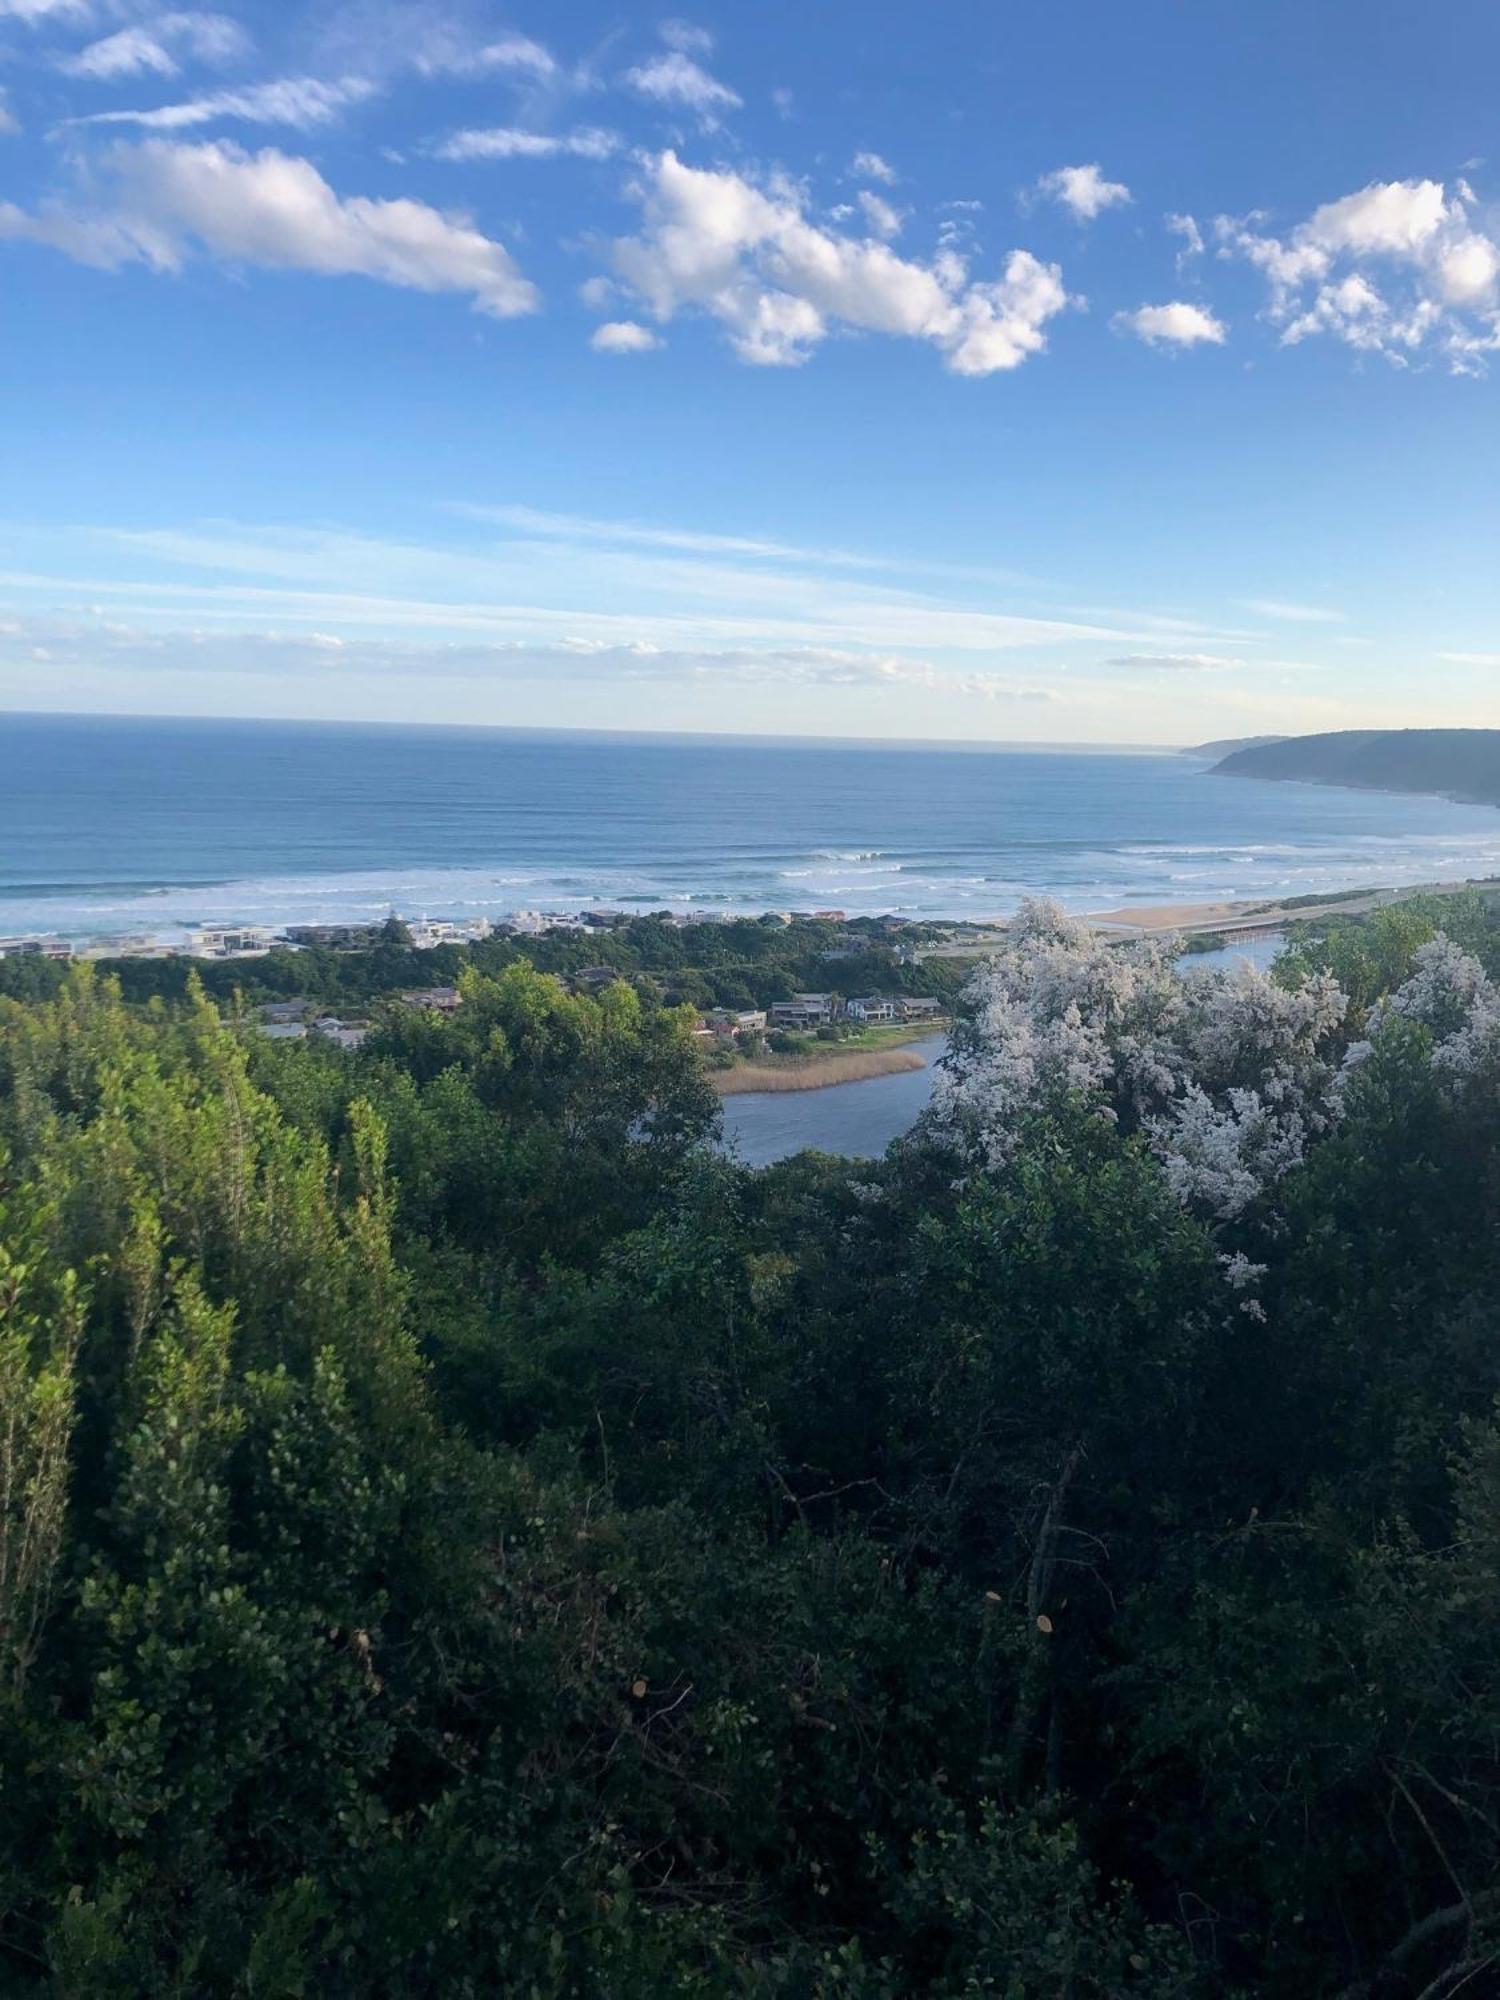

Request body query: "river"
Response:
[718, 1035, 947, 1166]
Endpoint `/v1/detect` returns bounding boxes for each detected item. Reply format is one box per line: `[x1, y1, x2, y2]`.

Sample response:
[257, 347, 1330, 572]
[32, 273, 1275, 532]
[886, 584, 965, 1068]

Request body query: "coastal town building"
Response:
[285, 924, 379, 950]
[845, 996, 897, 1022]
[701, 1008, 768, 1037]
[0, 934, 73, 961]
[186, 924, 281, 959]
[310, 1016, 369, 1050]
[406, 918, 492, 949]
[79, 934, 175, 960]
[770, 993, 840, 1028]
[399, 986, 462, 1013]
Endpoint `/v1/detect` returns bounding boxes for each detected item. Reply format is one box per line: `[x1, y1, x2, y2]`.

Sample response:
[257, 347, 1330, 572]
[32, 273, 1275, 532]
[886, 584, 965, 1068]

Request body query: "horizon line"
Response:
[2, 706, 1225, 757]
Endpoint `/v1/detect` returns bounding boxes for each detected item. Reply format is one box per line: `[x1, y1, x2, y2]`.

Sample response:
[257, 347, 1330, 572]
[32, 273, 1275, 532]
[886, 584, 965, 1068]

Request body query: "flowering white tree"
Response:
[927, 898, 1348, 1219]
[1343, 935, 1500, 1095]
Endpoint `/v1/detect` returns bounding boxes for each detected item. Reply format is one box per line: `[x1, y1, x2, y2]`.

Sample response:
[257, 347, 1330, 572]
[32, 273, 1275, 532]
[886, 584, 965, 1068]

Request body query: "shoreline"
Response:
[1084, 875, 1493, 940]
[712, 1043, 937, 1096]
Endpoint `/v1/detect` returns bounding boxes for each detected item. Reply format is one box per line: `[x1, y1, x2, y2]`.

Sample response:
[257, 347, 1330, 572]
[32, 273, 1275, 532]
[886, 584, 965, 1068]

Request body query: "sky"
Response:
[2, 0, 1499, 746]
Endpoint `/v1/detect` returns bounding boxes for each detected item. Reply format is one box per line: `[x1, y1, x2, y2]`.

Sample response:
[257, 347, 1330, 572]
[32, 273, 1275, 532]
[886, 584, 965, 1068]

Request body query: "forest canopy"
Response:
[4, 892, 1500, 1994]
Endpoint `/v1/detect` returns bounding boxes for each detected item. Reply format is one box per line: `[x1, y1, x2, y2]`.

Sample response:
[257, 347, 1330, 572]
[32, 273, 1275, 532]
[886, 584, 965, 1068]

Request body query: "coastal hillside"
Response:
[1180, 733, 1287, 758]
[1214, 727, 1500, 804]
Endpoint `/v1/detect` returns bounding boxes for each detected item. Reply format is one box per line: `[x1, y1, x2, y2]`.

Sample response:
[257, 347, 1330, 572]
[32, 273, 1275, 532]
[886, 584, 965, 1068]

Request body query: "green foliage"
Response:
[4, 896, 1500, 1992]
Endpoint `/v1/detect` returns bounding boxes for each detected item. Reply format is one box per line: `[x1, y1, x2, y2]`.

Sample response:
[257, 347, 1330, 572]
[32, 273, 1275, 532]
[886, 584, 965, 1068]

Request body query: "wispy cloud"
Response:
[1166, 211, 1204, 263]
[659, 19, 714, 57]
[68, 76, 377, 132]
[0, 508, 1258, 686]
[1106, 652, 1243, 671]
[0, 608, 1061, 704]
[413, 29, 558, 81]
[1239, 597, 1346, 624]
[622, 50, 741, 121]
[0, 0, 90, 19]
[432, 125, 618, 162]
[851, 150, 896, 185]
[59, 13, 251, 82]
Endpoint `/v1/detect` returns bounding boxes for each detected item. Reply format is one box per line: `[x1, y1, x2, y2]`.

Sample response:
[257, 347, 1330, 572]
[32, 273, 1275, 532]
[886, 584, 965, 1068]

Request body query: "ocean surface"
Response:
[5, 712, 1500, 940]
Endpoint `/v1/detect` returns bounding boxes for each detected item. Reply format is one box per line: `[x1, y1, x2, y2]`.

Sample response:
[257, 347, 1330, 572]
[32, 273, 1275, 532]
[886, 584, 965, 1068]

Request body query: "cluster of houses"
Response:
[0, 915, 499, 965]
[767, 992, 944, 1030]
[0, 934, 75, 962]
[257, 1000, 369, 1050]
[1, 907, 930, 968]
[254, 984, 464, 1053]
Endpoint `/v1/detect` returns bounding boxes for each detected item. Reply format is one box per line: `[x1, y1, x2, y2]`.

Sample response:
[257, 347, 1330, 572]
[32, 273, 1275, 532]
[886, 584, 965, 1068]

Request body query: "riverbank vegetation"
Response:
[5, 893, 1500, 1991]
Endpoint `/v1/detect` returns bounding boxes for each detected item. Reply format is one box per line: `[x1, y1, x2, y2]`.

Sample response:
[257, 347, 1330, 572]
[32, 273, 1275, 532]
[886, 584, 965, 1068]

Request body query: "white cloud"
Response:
[1238, 598, 1345, 624]
[71, 76, 376, 131]
[433, 125, 618, 162]
[0, 90, 17, 136]
[60, 13, 251, 81]
[1036, 163, 1131, 221]
[590, 319, 661, 353]
[469, 32, 557, 78]
[1439, 233, 1500, 302]
[453, 503, 859, 563]
[659, 18, 714, 55]
[1107, 652, 1243, 671]
[0, 0, 88, 17]
[1436, 650, 1500, 667]
[1113, 300, 1226, 347]
[851, 150, 895, 185]
[0, 139, 539, 316]
[622, 50, 740, 120]
[857, 189, 901, 239]
[1305, 179, 1448, 256]
[411, 29, 558, 81]
[1166, 211, 1203, 262]
[0, 609, 1059, 704]
[605, 150, 1071, 374]
[10, 510, 1183, 660]
[1217, 176, 1500, 373]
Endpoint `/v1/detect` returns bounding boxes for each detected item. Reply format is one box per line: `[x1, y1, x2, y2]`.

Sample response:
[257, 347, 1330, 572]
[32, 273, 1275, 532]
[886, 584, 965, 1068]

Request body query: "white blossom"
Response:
[1348, 934, 1500, 1095]
[928, 897, 1348, 1216]
[1368, 937, 1493, 1041]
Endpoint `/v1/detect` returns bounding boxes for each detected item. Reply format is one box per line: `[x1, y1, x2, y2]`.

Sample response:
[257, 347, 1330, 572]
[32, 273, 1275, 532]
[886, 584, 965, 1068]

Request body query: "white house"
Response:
[186, 924, 280, 959]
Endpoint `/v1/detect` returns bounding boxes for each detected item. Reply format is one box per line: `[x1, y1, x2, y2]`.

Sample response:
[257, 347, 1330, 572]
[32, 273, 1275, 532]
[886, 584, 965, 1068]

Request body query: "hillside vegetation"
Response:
[5, 895, 1500, 1992]
[1214, 726, 1500, 804]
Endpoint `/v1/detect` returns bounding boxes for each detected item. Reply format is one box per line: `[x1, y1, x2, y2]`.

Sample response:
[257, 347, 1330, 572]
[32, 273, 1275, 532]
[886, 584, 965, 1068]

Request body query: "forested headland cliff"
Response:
[1214, 726, 1500, 805]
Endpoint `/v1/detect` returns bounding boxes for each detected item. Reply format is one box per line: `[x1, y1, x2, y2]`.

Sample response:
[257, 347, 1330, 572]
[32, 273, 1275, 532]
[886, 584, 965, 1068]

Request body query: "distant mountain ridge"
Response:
[1213, 728, 1500, 806]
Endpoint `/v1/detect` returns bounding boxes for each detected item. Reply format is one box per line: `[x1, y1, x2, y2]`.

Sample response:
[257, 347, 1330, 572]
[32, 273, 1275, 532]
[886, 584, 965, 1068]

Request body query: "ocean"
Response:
[5, 711, 1500, 940]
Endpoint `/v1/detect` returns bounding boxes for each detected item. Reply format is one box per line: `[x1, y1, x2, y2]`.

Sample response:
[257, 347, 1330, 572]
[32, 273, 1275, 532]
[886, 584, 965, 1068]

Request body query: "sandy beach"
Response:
[1087, 876, 1486, 937]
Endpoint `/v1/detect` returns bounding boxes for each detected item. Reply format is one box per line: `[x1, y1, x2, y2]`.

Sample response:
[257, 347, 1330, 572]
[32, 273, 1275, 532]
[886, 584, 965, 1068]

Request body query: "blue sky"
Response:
[2, 0, 1498, 744]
